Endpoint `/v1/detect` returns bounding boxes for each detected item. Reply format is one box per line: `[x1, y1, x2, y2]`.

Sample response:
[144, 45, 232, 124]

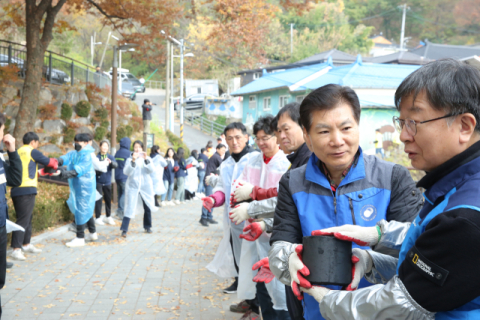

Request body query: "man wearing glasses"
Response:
[268, 83, 423, 320]
[288, 59, 480, 319]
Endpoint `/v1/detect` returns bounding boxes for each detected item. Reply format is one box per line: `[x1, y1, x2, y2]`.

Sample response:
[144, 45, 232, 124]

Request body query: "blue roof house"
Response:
[232, 56, 421, 154]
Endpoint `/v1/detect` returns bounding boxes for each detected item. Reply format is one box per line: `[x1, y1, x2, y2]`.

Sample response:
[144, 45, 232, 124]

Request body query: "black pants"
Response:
[11, 194, 36, 249]
[120, 198, 152, 232]
[95, 184, 112, 218]
[286, 285, 304, 320]
[77, 216, 96, 238]
[0, 225, 6, 318]
[185, 190, 195, 201]
[257, 282, 291, 320]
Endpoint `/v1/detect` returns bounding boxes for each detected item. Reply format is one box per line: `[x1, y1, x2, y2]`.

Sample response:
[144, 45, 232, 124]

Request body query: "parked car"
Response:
[43, 67, 71, 84]
[174, 93, 210, 110]
[0, 54, 26, 76]
[119, 80, 136, 101]
[108, 71, 145, 93]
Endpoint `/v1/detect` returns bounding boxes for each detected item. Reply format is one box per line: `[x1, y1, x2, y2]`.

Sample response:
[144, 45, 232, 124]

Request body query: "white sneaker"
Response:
[174, 200, 181, 205]
[22, 244, 42, 253]
[85, 233, 98, 241]
[105, 217, 115, 225]
[11, 249, 26, 261]
[168, 201, 175, 206]
[161, 201, 166, 207]
[66, 238, 85, 247]
[95, 217, 105, 225]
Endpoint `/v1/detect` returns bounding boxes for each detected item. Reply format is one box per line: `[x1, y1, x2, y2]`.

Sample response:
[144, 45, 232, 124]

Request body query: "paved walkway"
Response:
[2, 201, 241, 319]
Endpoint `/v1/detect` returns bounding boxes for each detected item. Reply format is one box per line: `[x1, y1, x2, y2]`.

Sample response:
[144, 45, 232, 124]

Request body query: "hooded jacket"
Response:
[114, 137, 131, 183]
[96, 140, 118, 186]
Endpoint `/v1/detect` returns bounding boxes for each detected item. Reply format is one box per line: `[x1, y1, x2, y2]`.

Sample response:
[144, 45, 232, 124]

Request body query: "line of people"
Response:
[203, 59, 480, 320]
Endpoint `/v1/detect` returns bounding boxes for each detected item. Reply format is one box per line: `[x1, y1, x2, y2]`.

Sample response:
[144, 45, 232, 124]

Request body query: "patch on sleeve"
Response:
[407, 246, 449, 286]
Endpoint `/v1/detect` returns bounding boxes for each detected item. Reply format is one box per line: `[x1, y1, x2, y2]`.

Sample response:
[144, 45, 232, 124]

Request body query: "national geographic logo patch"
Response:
[407, 246, 449, 286]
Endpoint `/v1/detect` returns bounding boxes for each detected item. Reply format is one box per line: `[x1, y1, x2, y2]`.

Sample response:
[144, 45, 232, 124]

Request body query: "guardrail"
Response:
[0, 39, 112, 90]
[145, 80, 165, 89]
[184, 111, 226, 136]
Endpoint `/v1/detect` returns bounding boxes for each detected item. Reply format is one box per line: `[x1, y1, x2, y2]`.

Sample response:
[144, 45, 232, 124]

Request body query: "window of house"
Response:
[249, 96, 257, 109]
[263, 97, 271, 111]
[253, 72, 262, 80]
[296, 95, 305, 103]
[279, 96, 289, 108]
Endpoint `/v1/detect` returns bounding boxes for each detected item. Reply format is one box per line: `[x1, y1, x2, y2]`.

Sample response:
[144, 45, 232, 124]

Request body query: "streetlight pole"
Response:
[111, 46, 118, 156]
[180, 39, 184, 143]
[170, 44, 174, 132]
[165, 41, 170, 133]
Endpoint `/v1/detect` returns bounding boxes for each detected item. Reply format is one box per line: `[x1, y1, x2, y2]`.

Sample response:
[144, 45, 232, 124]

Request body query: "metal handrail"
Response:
[0, 39, 95, 69]
[145, 80, 165, 89]
[184, 111, 226, 136]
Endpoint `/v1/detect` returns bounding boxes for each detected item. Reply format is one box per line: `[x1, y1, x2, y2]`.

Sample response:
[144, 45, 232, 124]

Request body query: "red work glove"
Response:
[202, 197, 215, 213]
[47, 158, 58, 170]
[239, 221, 265, 241]
[289, 244, 312, 300]
[186, 163, 193, 169]
[252, 257, 275, 284]
[311, 225, 380, 247]
[38, 168, 60, 176]
[229, 193, 236, 208]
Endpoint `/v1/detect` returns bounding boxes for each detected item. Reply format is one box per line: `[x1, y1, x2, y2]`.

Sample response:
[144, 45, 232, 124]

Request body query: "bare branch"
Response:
[86, 0, 129, 20]
[40, 0, 68, 48]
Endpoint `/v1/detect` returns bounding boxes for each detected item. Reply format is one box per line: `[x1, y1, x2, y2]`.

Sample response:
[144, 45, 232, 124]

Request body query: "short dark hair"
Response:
[23, 132, 39, 145]
[74, 133, 90, 142]
[175, 147, 185, 160]
[150, 145, 160, 156]
[224, 122, 247, 136]
[216, 143, 226, 150]
[253, 114, 275, 136]
[395, 59, 480, 132]
[270, 115, 279, 133]
[300, 84, 361, 132]
[206, 140, 213, 148]
[132, 140, 144, 150]
[144, 99, 150, 104]
[277, 102, 302, 128]
[201, 148, 206, 153]
[191, 149, 198, 159]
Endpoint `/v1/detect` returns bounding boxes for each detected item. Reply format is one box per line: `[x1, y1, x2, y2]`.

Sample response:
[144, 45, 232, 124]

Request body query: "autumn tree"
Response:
[0, 0, 180, 146]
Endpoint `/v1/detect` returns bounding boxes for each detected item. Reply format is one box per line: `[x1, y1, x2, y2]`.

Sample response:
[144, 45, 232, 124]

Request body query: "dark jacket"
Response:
[163, 158, 175, 184]
[174, 158, 187, 178]
[205, 152, 223, 183]
[114, 137, 131, 183]
[142, 104, 152, 120]
[287, 142, 312, 170]
[0, 151, 23, 227]
[96, 153, 118, 186]
[197, 153, 209, 172]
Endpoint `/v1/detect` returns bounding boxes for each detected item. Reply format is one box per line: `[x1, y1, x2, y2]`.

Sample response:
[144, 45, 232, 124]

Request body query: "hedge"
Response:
[75, 100, 91, 117]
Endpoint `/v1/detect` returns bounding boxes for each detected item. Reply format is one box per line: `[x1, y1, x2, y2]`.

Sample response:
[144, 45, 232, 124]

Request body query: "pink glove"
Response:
[239, 221, 265, 241]
[252, 257, 275, 284]
[201, 197, 214, 212]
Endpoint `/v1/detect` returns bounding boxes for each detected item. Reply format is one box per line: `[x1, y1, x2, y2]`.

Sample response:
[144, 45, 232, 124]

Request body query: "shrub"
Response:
[95, 108, 108, 121]
[50, 135, 58, 144]
[38, 103, 57, 120]
[117, 126, 127, 142]
[75, 100, 91, 117]
[7, 182, 71, 235]
[95, 126, 106, 141]
[63, 127, 76, 144]
[216, 115, 227, 126]
[125, 125, 133, 137]
[101, 120, 109, 129]
[132, 121, 140, 132]
[60, 102, 73, 121]
[166, 130, 190, 156]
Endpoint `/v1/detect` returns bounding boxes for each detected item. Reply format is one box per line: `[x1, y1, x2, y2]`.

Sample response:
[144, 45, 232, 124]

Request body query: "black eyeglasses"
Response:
[392, 113, 458, 136]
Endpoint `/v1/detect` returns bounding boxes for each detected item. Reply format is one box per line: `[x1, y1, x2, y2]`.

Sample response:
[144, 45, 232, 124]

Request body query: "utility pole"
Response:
[111, 46, 118, 156]
[170, 44, 174, 132]
[400, 4, 407, 51]
[99, 31, 111, 70]
[290, 24, 294, 57]
[180, 39, 184, 143]
[91, 33, 94, 66]
[165, 41, 170, 133]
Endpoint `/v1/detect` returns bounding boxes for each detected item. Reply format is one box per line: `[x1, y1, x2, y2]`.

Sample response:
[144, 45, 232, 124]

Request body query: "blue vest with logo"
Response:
[397, 155, 480, 319]
[290, 149, 395, 320]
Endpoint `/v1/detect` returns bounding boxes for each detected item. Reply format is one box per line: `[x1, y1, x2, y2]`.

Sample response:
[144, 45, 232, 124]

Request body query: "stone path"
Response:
[2, 200, 242, 320]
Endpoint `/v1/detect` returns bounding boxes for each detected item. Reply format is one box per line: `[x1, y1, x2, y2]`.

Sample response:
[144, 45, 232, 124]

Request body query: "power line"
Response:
[407, 11, 480, 35]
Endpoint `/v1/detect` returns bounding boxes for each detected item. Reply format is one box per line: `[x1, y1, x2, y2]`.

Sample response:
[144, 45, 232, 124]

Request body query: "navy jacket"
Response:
[96, 153, 118, 186]
[114, 137, 131, 183]
[174, 158, 187, 178]
[163, 158, 175, 184]
[197, 153, 209, 172]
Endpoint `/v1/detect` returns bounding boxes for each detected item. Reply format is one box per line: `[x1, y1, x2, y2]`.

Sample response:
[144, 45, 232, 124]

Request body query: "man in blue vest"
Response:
[0, 113, 23, 317]
[289, 59, 480, 319]
[268, 84, 423, 320]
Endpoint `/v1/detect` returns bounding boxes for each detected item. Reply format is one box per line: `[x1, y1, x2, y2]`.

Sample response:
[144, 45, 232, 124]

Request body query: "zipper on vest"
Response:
[349, 197, 356, 225]
[333, 197, 337, 214]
